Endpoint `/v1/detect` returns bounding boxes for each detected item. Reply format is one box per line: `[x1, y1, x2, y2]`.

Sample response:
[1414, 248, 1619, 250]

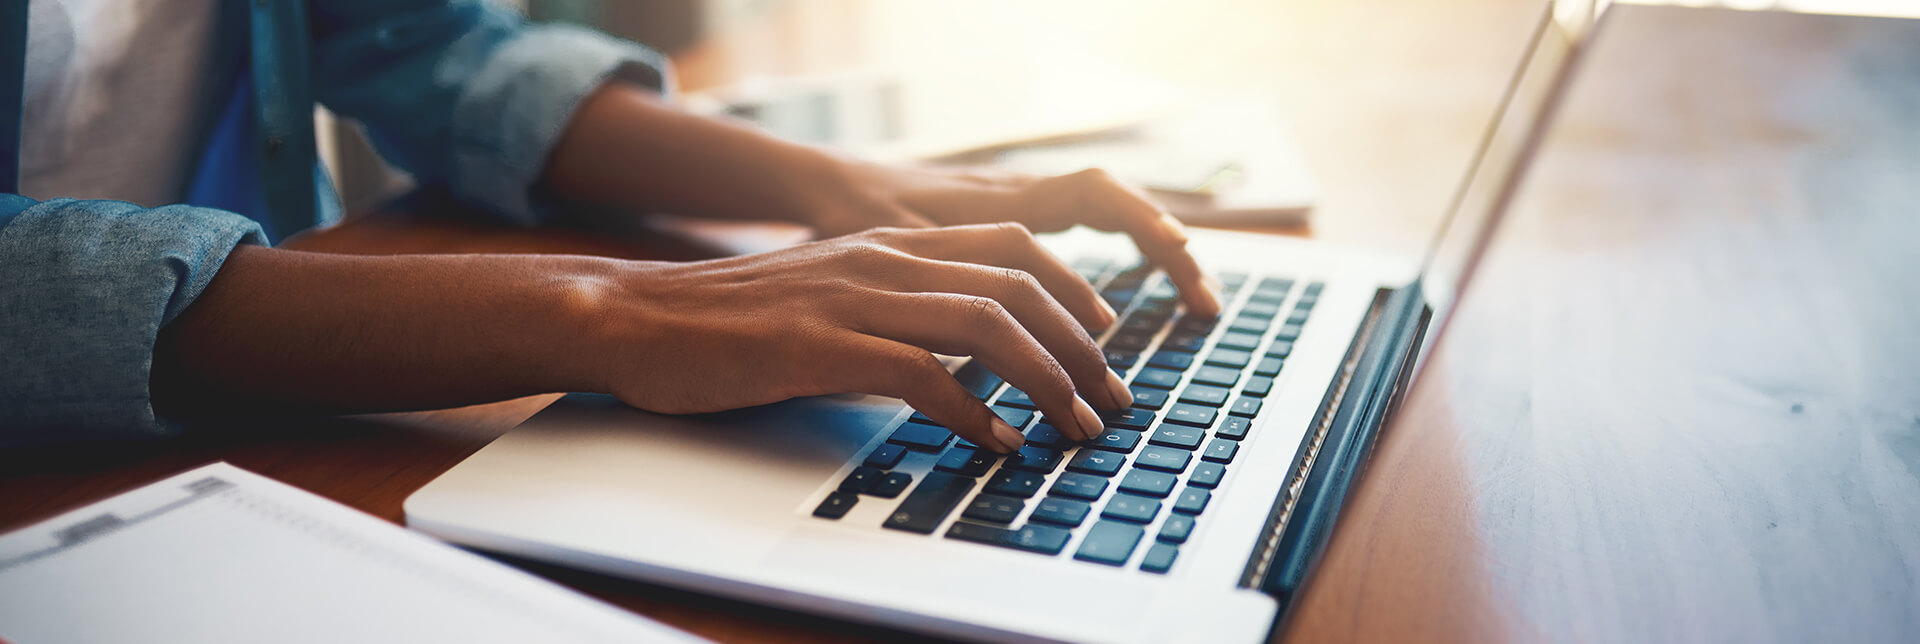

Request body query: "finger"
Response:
[877, 223, 1118, 330]
[826, 333, 1026, 453]
[1029, 169, 1223, 316]
[816, 205, 938, 238]
[851, 291, 1111, 442]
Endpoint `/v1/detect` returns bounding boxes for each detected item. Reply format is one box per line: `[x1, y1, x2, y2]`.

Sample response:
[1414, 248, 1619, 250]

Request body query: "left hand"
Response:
[793, 160, 1223, 317]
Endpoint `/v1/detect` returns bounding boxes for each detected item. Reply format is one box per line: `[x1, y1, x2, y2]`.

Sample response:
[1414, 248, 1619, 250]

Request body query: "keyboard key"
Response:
[1088, 427, 1143, 453]
[1133, 368, 1184, 390]
[1105, 408, 1156, 430]
[813, 492, 858, 519]
[1189, 462, 1227, 488]
[888, 423, 953, 452]
[1025, 423, 1074, 449]
[1101, 493, 1163, 523]
[1173, 487, 1211, 514]
[1151, 425, 1208, 451]
[1118, 469, 1178, 498]
[1067, 450, 1127, 477]
[1074, 521, 1146, 566]
[1254, 357, 1284, 377]
[1178, 385, 1231, 407]
[1159, 515, 1196, 543]
[1104, 350, 1139, 368]
[1266, 340, 1294, 358]
[1108, 332, 1153, 351]
[1217, 416, 1252, 441]
[935, 447, 998, 477]
[1140, 543, 1180, 574]
[1130, 387, 1170, 410]
[962, 494, 1026, 523]
[1120, 315, 1162, 334]
[993, 406, 1034, 430]
[1158, 333, 1207, 353]
[996, 388, 1038, 410]
[1029, 497, 1092, 527]
[1007, 446, 1066, 473]
[864, 444, 906, 469]
[1135, 445, 1192, 473]
[1191, 366, 1241, 388]
[883, 473, 974, 534]
[954, 361, 1004, 400]
[1227, 316, 1269, 335]
[1230, 397, 1263, 418]
[1257, 277, 1295, 294]
[1216, 332, 1264, 351]
[1162, 406, 1218, 432]
[947, 522, 1071, 556]
[1240, 300, 1282, 318]
[984, 469, 1046, 498]
[1242, 376, 1274, 398]
[1203, 439, 1239, 463]
[1287, 308, 1311, 324]
[839, 466, 884, 493]
[1276, 323, 1304, 340]
[1204, 349, 1252, 369]
[1173, 314, 1219, 335]
[870, 471, 913, 498]
[1050, 473, 1110, 500]
[1146, 351, 1194, 370]
[907, 411, 940, 426]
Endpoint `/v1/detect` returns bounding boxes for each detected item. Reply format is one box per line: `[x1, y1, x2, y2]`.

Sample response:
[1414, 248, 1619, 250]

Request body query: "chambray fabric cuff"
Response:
[0, 197, 265, 445]
[450, 23, 673, 226]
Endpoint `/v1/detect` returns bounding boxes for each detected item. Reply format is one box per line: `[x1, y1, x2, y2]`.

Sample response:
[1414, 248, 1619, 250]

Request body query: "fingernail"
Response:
[1196, 277, 1224, 316]
[1096, 298, 1120, 329]
[1104, 370, 1134, 409]
[1159, 212, 1190, 244]
[1072, 397, 1104, 442]
[990, 417, 1025, 453]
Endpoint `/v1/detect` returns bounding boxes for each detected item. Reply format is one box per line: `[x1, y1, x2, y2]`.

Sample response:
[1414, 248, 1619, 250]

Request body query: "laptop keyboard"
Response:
[813, 258, 1321, 574]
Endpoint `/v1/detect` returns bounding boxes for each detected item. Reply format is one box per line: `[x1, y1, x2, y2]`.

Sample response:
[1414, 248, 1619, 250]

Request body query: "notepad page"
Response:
[0, 462, 705, 644]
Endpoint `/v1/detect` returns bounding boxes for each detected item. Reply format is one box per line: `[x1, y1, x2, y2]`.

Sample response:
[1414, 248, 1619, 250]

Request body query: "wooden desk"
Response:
[4, 3, 1917, 643]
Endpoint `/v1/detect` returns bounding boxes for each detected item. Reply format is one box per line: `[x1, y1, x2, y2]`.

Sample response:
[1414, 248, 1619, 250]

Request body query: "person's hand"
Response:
[793, 160, 1224, 317]
[572, 224, 1135, 453]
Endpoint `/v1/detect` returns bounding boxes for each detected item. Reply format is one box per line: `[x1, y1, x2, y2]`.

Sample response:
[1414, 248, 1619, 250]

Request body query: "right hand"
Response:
[567, 223, 1135, 453]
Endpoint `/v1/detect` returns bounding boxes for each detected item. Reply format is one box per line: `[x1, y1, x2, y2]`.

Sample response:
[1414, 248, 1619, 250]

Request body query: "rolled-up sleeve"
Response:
[0, 195, 264, 445]
[311, 0, 672, 225]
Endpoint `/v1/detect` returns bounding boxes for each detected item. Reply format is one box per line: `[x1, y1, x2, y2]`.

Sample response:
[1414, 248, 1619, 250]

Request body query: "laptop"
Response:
[406, 3, 1604, 641]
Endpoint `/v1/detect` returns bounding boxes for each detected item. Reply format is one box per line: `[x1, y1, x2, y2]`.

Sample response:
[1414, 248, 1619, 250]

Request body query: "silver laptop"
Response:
[406, 4, 1602, 641]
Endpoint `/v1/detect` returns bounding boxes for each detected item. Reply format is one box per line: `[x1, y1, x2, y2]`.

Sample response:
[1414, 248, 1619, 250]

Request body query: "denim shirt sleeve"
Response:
[0, 195, 264, 445]
[310, 0, 672, 225]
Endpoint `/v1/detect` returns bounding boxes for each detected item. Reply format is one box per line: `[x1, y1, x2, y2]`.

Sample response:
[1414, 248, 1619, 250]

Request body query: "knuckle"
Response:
[959, 295, 1011, 331]
[993, 221, 1035, 241]
[993, 266, 1044, 298]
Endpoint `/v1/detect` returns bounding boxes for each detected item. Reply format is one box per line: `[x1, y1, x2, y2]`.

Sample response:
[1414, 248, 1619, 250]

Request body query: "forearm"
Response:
[150, 246, 618, 418]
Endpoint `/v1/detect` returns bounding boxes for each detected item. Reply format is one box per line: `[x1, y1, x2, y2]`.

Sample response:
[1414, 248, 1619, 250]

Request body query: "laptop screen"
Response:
[1411, 0, 1607, 369]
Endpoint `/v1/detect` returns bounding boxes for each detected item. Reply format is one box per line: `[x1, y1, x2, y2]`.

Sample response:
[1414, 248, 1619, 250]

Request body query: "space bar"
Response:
[882, 472, 974, 534]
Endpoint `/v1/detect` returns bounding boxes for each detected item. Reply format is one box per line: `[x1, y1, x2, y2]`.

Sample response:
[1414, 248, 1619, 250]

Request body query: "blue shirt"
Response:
[0, 0, 670, 444]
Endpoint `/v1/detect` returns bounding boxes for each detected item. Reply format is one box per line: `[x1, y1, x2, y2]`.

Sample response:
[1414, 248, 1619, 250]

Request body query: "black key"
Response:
[1120, 315, 1162, 334]
[1088, 427, 1143, 453]
[1266, 340, 1294, 358]
[1230, 397, 1263, 418]
[1217, 416, 1252, 441]
[1007, 446, 1066, 473]
[1189, 462, 1227, 488]
[1146, 351, 1194, 371]
[888, 423, 953, 452]
[1105, 408, 1156, 430]
[1140, 543, 1179, 574]
[907, 411, 941, 427]
[1216, 332, 1264, 351]
[813, 492, 858, 519]
[1050, 472, 1110, 500]
[1133, 368, 1184, 390]
[1276, 323, 1304, 340]
[1118, 469, 1178, 498]
[864, 444, 906, 469]
[883, 472, 975, 534]
[1108, 332, 1153, 351]
[1159, 514, 1196, 543]
[1248, 290, 1287, 305]
[1158, 333, 1207, 353]
[953, 361, 1004, 400]
[1130, 387, 1170, 410]
[962, 494, 1026, 523]
[1162, 406, 1217, 432]
[1151, 424, 1208, 450]
[1227, 316, 1269, 335]
[1026, 423, 1074, 449]
[1304, 282, 1324, 295]
[1104, 349, 1140, 368]
[1101, 493, 1162, 523]
[997, 388, 1038, 410]
[935, 447, 998, 477]
[1135, 445, 1192, 473]
[1204, 349, 1252, 369]
[956, 437, 980, 450]
[1173, 314, 1219, 334]
[1074, 520, 1146, 566]
[984, 469, 1046, 498]
[1242, 376, 1275, 398]
[1286, 308, 1311, 324]
[1257, 277, 1295, 294]
[1178, 385, 1231, 408]
[1203, 438, 1239, 463]
[870, 471, 913, 498]
[1067, 450, 1127, 476]
[947, 522, 1071, 556]
[1029, 497, 1092, 527]
[1240, 300, 1282, 318]
[840, 466, 884, 493]
[1295, 293, 1319, 308]
[1191, 366, 1241, 388]
[1173, 487, 1211, 514]
[993, 406, 1035, 430]
[1254, 356, 1284, 377]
